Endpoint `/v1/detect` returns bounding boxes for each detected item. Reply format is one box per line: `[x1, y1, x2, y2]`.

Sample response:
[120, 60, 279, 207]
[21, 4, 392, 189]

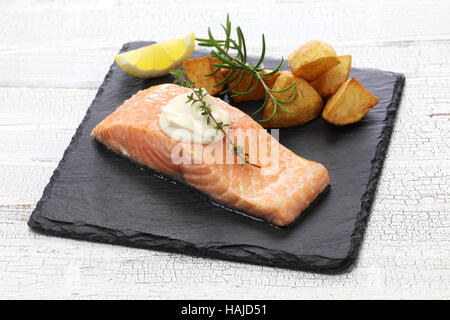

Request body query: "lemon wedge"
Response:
[115, 32, 195, 78]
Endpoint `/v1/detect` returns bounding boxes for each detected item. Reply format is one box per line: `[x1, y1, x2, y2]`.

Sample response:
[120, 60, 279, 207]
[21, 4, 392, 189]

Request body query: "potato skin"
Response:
[183, 56, 226, 96]
[262, 71, 323, 128]
[223, 69, 281, 103]
[288, 40, 339, 81]
[322, 78, 380, 126]
[310, 55, 352, 97]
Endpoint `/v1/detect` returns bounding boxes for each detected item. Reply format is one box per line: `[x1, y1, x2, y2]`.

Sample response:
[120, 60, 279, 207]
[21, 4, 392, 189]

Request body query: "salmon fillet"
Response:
[91, 83, 330, 226]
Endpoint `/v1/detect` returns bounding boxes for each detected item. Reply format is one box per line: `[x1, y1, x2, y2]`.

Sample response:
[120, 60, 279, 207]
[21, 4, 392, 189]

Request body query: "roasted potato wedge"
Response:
[262, 71, 323, 128]
[288, 40, 340, 81]
[183, 56, 226, 96]
[322, 78, 380, 126]
[223, 69, 281, 103]
[310, 55, 352, 97]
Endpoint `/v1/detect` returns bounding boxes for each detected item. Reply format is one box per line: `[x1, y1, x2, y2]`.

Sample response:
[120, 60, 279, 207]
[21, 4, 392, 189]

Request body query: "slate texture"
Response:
[28, 42, 405, 272]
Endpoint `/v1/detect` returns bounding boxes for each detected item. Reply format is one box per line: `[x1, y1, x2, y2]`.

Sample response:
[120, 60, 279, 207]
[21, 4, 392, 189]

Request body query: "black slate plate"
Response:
[28, 42, 405, 272]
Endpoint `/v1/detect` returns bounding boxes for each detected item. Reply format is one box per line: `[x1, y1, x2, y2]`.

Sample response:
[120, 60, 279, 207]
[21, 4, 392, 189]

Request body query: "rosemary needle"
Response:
[196, 14, 296, 123]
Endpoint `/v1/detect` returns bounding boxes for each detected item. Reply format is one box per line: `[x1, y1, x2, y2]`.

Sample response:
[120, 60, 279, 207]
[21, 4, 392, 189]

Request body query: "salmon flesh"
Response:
[91, 84, 330, 226]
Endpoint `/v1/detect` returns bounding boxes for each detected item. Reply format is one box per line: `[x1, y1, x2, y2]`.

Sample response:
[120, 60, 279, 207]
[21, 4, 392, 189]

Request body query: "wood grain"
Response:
[0, 0, 449, 299]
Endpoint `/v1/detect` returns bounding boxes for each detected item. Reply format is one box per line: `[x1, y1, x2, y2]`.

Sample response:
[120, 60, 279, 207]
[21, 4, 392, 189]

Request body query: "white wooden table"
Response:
[1, 0, 449, 299]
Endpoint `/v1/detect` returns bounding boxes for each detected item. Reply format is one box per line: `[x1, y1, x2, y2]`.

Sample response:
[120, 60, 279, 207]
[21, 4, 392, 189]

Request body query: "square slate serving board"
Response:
[28, 41, 405, 272]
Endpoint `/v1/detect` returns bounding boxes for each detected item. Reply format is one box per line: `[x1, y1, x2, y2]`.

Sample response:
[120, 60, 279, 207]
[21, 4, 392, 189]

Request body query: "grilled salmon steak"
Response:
[91, 83, 330, 226]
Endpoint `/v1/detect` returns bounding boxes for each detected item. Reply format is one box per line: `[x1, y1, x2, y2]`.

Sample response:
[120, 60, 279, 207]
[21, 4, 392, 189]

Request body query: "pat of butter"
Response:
[159, 90, 231, 144]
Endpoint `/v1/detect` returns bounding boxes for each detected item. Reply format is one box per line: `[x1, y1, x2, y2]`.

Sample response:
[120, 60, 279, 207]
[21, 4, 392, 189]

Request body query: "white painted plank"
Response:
[0, 1, 450, 88]
[1, 0, 449, 47]
[0, 163, 56, 206]
[0, 87, 96, 128]
[0, 129, 73, 164]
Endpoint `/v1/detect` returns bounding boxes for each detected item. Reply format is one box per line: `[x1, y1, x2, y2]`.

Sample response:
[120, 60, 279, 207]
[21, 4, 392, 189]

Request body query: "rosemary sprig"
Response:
[169, 69, 260, 169]
[196, 14, 297, 123]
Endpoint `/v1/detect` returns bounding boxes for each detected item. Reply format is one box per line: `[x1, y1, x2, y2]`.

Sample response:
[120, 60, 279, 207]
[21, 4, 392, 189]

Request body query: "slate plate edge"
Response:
[343, 72, 406, 271]
[28, 41, 406, 273]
